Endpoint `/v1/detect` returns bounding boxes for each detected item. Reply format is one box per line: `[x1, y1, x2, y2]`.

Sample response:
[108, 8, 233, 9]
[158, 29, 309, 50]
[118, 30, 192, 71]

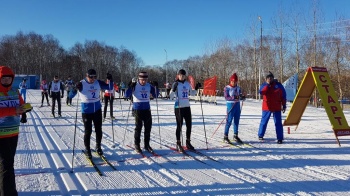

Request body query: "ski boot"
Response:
[84, 149, 92, 159]
[223, 135, 231, 144]
[144, 144, 154, 153]
[233, 134, 243, 144]
[186, 139, 195, 150]
[95, 144, 103, 155]
[134, 144, 142, 153]
[176, 140, 184, 153]
[277, 140, 283, 144]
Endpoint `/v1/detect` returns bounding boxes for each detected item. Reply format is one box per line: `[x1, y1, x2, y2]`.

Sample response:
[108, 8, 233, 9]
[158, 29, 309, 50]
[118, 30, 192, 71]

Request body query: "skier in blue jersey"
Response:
[19, 78, 28, 102]
[69, 69, 114, 159]
[125, 71, 157, 153]
[64, 76, 74, 106]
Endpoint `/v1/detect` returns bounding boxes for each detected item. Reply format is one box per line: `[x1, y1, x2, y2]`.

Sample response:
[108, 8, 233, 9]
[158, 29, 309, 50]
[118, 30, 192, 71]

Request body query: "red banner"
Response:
[203, 76, 217, 96]
[188, 75, 195, 90]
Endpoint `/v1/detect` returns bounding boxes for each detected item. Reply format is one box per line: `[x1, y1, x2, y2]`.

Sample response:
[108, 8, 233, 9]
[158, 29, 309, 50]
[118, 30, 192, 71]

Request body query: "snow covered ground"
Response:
[15, 89, 350, 195]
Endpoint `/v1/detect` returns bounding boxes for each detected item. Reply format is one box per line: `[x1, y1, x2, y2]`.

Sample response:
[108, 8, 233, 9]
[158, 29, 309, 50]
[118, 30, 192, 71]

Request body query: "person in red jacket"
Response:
[0, 66, 27, 196]
[258, 71, 287, 144]
[103, 78, 118, 120]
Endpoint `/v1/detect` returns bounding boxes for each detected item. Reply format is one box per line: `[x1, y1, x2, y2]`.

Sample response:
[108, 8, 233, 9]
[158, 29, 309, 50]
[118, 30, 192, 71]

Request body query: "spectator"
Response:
[257, 71, 287, 144]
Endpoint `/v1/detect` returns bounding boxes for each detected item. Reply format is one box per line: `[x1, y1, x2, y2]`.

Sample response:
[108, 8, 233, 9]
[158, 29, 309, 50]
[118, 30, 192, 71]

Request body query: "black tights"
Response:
[174, 107, 192, 141]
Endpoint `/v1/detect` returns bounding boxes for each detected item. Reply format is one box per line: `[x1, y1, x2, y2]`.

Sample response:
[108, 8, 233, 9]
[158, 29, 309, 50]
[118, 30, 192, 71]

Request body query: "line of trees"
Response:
[0, 31, 144, 85]
[1, 1, 350, 99]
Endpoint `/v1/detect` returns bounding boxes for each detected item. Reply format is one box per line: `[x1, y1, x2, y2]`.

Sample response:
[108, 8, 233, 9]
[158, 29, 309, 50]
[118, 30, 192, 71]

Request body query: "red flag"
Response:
[203, 76, 217, 96]
[188, 75, 195, 90]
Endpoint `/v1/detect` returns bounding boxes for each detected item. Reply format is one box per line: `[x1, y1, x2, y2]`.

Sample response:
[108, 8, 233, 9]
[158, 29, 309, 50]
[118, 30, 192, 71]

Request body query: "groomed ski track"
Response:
[15, 89, 350, 195]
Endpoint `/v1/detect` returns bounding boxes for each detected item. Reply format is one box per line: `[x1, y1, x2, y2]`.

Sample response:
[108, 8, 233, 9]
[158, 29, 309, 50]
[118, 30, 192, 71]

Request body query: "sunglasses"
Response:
[88, 75, 97, 79]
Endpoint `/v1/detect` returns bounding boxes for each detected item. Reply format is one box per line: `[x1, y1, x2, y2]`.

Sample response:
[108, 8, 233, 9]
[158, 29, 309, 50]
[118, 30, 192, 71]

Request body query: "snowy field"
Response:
[15, 89, 350, 195]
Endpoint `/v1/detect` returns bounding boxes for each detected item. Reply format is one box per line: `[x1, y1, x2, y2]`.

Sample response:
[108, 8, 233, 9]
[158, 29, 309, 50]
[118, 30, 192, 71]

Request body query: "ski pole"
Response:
[210, 101, 237, 139]
[70, 91, 80, 173]
[155, 87, 162, 148]
[109, 81, 115, 148]
[119, 92, 124, 117]
[122, 97, 133, 152]
[240, 99, 244, 112]
[198, 90, 208, 149]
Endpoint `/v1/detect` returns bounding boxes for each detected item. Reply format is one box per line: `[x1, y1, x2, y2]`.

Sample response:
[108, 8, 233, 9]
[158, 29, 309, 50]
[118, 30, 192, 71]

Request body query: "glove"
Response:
[106, 73, 113, 80]
[131, 82, 136, 88]
[234, 95, 239, 99]
[153, 81, 158, 87]
[239, 94, 246, 101]
[75, 82, 82, 91]
[282, 105, 286, 113]
[172, 82, 178, 92]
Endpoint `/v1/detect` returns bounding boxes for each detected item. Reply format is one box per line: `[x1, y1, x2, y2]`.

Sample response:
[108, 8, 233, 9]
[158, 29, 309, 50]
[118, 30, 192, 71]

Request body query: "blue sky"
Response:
[1, 0, 349, 66]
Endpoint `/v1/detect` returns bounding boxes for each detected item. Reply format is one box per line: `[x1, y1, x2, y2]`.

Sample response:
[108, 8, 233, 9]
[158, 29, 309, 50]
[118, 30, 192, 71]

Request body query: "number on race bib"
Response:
[141, 93, 148, 98]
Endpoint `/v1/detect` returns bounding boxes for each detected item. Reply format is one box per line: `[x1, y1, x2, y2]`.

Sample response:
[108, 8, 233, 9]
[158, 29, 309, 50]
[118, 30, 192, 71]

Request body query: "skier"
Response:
[48, 75, 64, 117]
[165, 82, 172, 99]
[172, 69, 194, 152]
[65, 76, 74, 106]
[223, 73, 245, 144]
[40, 79, 50, 107]
[125, 71, 157, 153]
[69, 69, 113, 159]
[120, 81, 126, 98]
[258, 71, 287, 144]
[0, 66, 29, 196]
[103, 77, 117, 121]
[19, 78, 28, 102]
[195, 82, 202, 90]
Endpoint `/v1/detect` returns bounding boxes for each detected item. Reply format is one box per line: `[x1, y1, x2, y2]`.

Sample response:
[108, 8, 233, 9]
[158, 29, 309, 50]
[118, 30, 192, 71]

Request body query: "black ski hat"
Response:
[177, 69, 186, 75]
[266, 71, 274, 79]
[138, 71, 148, 79]
[87, 69, 97, 76]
